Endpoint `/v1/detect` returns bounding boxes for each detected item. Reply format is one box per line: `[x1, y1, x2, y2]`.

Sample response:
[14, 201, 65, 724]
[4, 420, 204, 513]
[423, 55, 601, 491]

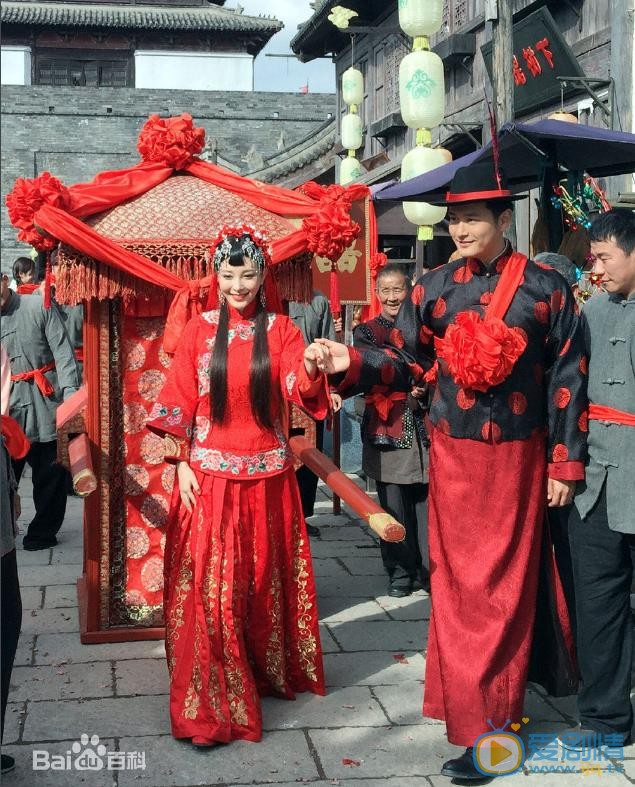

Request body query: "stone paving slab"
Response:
[318, 624, 340, 654]
[328, 620, 428, 652]
[314, 574, 389, 597]
[323, 651, 426, 687]
[339, 555, 385, 576]
[116, 731, 319, 786]
[373, 681, 428, 726]
[22, 696, 171, 741]
[311, 522, 374, 540]
[20, 607, 80, 635]
[13, 634, 35, 667]
[309, 724, 456, 780]
[376, 591, 432, 621]
[115, 658, 170, 697]
[9, 662, 114, 702]
[3, 702, 25, 745]
[33, 633, 166, 665]
[311, 557, 351, 578]
[17, 564, 82, 587]
[43, 584, 78, 608]
[50, 547, 84, 565]
[18, 586, 44, 610]
[15, 549, 52, 567]
[2, 739, 117, 786]
[261, 686, 388, 730]
[318, 597, 389, 624]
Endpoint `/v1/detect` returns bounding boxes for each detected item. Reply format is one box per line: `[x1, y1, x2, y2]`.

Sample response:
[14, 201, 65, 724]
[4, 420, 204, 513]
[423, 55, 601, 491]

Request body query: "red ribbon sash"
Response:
[588, 404, 635, 427]
[364, 391, 407, 422]
[11, 361, 56, 397]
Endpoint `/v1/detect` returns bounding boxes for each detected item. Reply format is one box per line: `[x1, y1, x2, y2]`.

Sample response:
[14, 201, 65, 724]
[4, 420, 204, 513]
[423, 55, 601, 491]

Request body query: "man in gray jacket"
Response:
[0, 273, 80, 550]
[562, 209, 635, 749]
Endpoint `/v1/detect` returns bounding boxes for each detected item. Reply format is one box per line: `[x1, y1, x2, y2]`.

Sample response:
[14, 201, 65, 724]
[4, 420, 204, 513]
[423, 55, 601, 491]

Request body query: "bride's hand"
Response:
[177, 461, 200, 513]
[314, 338, 351, 374]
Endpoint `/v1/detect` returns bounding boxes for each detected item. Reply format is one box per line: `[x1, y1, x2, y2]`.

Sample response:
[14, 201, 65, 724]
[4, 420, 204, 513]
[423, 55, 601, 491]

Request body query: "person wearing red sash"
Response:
[560, 209, 635, 751]
[0, 272, 80, 550]
[355, 263, 429, 597]
[318, 161, 588, 780]
[146, 227, 329, 747]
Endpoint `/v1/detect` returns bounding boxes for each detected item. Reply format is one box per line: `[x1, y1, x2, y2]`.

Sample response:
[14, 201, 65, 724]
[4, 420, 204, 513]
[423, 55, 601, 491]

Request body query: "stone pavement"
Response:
[4, 476, 635, 786]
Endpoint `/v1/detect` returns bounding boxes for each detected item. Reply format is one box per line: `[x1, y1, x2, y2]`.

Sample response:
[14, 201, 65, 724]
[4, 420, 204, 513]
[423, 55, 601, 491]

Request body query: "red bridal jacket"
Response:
[147, 303, 328, 475]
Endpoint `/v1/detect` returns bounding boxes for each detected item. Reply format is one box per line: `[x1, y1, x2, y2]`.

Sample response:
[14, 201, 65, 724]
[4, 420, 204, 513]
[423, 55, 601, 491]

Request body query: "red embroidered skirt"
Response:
[424, 427, 546, 746]
[164, 467, 325, 743]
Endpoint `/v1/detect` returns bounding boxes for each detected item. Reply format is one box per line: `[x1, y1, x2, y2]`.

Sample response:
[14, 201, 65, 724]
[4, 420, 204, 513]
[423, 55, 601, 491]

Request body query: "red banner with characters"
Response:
[311, 196, 371, 305]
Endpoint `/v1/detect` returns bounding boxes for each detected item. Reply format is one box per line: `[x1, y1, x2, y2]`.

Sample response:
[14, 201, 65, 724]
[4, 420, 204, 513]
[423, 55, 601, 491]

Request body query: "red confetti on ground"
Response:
[393, 653, 409, 664]
[342, 758, 361, 767]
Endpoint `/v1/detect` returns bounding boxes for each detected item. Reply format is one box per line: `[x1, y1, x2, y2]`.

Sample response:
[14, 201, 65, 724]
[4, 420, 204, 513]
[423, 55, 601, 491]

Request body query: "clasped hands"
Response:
[303, 338, 351, 376]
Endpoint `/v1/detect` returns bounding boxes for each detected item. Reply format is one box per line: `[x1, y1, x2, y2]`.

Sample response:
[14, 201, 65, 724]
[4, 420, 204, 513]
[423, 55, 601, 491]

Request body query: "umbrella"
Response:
[375, 120, 635, 203]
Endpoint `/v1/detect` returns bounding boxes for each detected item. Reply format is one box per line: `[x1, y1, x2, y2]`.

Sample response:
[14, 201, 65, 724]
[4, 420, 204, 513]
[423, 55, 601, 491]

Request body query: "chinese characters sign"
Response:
[311, 196, 371, 304]
[481, 7, 585, 116]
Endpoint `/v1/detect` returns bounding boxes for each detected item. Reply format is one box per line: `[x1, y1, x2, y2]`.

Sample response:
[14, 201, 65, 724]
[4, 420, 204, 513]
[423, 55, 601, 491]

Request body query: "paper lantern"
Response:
[548, 111, 578, 124]
[342, 67, 364, 107]
[399, 50, 445, 129]
[339, 155, 362, 185]
[401, 146, 448, 239]
[341, 112, 363, 151]
[398, 0, 444, 37]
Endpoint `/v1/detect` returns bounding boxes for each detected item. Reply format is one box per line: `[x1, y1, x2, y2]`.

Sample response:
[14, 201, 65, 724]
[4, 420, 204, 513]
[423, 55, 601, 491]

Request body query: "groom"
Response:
[319, 161, 587, 780]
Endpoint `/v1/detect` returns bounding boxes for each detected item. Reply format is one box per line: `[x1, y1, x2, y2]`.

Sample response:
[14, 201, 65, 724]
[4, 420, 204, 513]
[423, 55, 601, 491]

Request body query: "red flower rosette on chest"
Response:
[434, 252, 529, 393]
[434, 310, 527, 393]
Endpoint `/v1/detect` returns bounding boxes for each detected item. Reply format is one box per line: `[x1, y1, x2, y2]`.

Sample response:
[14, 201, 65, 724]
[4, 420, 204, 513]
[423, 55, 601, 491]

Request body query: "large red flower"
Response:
[302, 184, 361, 262]
[5, 172, 70, 251]
[137, 113, 205, 169]
[434, 310, 527, 393]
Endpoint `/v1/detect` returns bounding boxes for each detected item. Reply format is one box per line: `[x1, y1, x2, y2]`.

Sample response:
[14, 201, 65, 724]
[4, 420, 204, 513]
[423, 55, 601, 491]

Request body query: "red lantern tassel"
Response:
[329, 265, 341, 318]
[43, 253, 52, 309]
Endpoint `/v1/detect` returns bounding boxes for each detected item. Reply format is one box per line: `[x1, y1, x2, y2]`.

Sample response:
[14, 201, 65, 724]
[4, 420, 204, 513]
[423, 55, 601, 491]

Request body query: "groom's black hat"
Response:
[431, 161, 526, 206]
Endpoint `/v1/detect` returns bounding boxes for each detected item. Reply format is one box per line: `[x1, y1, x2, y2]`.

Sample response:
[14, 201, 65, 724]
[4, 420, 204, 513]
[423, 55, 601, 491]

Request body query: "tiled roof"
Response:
[1, 1, 282, 33]
[246, 117, 336, 184]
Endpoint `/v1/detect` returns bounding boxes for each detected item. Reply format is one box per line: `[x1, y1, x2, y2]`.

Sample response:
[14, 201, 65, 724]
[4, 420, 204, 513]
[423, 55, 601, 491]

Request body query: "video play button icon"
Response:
[474, 732, 524, 775]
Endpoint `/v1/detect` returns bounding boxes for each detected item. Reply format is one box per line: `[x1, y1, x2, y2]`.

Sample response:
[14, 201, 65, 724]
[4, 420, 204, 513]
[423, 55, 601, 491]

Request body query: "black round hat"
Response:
[430, 161, 527, 206]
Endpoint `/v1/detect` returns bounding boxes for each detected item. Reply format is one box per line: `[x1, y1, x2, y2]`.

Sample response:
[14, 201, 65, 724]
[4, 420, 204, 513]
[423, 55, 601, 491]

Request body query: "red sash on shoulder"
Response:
[588, 404, 635, 427]
[434, 252, 528, 392]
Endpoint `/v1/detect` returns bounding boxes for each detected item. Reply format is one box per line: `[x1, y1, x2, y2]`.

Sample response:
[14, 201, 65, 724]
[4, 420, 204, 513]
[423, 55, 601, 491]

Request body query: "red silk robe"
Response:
[147, 302, 328, 743]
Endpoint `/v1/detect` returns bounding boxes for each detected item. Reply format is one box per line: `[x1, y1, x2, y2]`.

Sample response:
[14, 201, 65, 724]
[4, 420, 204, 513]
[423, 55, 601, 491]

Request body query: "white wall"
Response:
[1, 46, 31, 85]
[134, 51, 253, 91]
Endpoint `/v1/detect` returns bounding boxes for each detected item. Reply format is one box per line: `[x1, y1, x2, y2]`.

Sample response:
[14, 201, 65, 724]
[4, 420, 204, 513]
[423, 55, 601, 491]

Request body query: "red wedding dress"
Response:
[147, 301, 328, 743]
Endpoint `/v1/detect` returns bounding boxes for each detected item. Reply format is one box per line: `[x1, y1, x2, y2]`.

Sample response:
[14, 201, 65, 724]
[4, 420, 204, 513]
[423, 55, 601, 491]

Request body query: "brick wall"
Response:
[1, 86, 336, 268]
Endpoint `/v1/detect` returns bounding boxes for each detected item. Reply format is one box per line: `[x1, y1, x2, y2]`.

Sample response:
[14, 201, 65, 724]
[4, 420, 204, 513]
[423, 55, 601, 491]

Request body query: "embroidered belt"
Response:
[11, 362, 56, 396]
[365, 391, 407, 422]
[588, 404, 635, 427]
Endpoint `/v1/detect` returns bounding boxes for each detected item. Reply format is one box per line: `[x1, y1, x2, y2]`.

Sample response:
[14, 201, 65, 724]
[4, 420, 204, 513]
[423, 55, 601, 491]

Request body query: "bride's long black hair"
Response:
[209, 234, 273, 430]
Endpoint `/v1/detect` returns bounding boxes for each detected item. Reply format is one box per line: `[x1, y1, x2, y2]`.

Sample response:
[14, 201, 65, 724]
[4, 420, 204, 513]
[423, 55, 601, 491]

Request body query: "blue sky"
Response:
[239, 1, 336, 94]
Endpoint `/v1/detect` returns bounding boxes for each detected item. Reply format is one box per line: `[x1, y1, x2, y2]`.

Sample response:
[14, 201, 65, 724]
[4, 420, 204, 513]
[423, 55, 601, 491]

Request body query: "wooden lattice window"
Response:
[35, 53, 131, 87]
[442, 0, 477, 34]
[383, 34, 410, 114]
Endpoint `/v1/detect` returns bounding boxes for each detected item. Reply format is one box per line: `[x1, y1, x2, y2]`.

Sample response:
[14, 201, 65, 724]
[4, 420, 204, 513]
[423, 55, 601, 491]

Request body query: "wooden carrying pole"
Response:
[289, 435, 406, 543]
[68, 433, 98, 497]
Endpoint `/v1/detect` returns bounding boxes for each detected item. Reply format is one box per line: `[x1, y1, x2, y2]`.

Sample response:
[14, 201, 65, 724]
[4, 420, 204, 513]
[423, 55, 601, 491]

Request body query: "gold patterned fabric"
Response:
[164, 467, 325, 743]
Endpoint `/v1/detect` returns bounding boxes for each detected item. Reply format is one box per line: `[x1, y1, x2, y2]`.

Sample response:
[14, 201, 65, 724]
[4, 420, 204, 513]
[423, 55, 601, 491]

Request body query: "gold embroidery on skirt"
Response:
[220, 564, 249, 727]
[166, 535, 193, 678]
[182, 624, 203, 720]
[292, 516, 319, 683]
[264, 559, 286, 693]
[201, 538, 226, 722]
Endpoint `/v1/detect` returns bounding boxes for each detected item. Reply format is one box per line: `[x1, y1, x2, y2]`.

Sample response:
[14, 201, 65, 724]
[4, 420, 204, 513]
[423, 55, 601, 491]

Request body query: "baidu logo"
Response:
[33, 733, 146, 771]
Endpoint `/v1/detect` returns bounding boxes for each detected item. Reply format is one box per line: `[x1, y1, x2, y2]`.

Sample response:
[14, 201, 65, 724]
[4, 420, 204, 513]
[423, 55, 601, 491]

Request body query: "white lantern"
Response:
[342, 67, 364, 107]
[398, 0, 444, 38]
[341, 112, 363, 151]
[339, 155, 362, 185]
[401, 146, 448, 238]
[399, 50, 445, 129]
